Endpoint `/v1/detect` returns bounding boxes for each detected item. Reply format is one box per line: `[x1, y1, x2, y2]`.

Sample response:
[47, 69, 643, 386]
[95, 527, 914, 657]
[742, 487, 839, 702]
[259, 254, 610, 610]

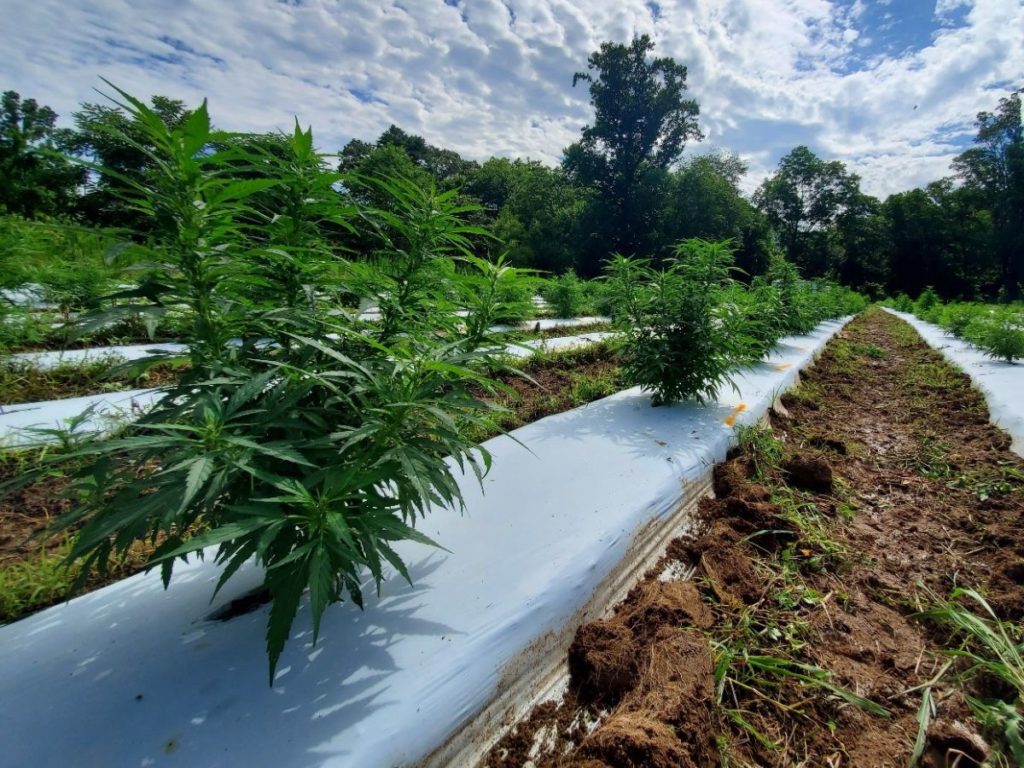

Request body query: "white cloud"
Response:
[0, 0, 1021, 199]
[935, 0, 973, 20]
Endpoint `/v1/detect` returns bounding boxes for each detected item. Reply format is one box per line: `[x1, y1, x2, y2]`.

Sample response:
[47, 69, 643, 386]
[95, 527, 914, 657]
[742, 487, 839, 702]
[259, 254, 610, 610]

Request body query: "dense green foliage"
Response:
[604, 240, 865, 405]
[0, 216, 117, 306]
[0, 91, 85, 217]
[10, 89, 534, 680]
[952, 90, 1024, 302]
[894, 292, 1024, 363]
[604, 240, 753, 405]
[542, 269, 586, 318]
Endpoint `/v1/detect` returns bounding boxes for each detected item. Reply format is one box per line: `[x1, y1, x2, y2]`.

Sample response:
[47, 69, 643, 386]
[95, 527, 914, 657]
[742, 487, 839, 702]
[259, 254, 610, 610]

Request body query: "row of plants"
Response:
[888, 290, 1024, 363]
[0, 301, 197, 354]
[0, 232, 603, 356]
[604, 245, 867, 404]
[0, 88, 863, 682]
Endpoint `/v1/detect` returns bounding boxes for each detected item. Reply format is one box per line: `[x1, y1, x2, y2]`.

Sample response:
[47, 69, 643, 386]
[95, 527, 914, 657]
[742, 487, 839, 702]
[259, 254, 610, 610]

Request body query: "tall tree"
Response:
[66, 94, 193, 229]
[338, 125, 476, 186]
[667, 153, 773, 278]
[563, 35, 702, 262]
[884, 181, 995, 299]
[953, 89, 1024, 300]
[754, 146, 860, 276]
[0, 91, 84, 217]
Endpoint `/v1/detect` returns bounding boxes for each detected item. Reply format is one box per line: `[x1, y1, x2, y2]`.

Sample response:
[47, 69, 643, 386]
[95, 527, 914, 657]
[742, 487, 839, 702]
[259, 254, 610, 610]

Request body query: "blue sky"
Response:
[2, 0, 1021, 197]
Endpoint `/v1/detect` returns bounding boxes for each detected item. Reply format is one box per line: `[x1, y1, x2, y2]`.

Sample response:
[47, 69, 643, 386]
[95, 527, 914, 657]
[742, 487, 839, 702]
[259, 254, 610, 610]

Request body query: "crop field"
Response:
[1, 24, 1022, 768]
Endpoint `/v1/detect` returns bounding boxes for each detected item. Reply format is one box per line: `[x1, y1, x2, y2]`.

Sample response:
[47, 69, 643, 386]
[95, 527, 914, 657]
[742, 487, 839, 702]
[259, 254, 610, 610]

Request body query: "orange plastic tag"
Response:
[724, 403, 747, 426]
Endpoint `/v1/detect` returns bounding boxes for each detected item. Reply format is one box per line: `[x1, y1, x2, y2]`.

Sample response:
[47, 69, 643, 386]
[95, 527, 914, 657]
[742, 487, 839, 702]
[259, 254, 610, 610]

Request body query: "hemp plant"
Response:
[236, 120, 357, 340]
[604, 238, 754, 405]
[350, 173, 491, 345]
[74, 83, 278, 367]
[457, 252, 537, 348]
[28, 87, 509, 681]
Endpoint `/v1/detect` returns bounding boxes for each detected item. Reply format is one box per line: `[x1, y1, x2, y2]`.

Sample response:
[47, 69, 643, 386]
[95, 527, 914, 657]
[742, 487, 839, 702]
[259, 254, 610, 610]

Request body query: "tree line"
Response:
[1, 36, 1021, 300]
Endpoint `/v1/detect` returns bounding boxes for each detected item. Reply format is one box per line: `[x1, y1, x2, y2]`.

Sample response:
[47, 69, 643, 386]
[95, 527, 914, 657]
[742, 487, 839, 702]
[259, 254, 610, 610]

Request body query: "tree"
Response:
[884, 181, 995, 299]
[667, 153, 773, 278]
[339, 125, 476, 187]
[65, 94, 193, 229]
[834, 191, 890, 293]
[463, 157, 587, 272]
[953, 89, 1024, 300]
[563, 35, 702, 261]
[0, 91, 84, 217]
[754, 146, 861, 277]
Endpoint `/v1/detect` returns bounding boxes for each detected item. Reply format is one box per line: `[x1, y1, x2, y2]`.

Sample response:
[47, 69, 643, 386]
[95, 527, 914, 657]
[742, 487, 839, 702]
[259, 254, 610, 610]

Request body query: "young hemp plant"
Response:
[457, 252, 538, 349]
[604, 238, 754, 405]
[31, 89, 508, 682]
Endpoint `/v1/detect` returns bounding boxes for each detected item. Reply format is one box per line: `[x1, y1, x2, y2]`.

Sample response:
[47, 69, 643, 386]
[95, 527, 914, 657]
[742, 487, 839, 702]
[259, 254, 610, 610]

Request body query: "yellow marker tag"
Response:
[724, 403, 747, 426]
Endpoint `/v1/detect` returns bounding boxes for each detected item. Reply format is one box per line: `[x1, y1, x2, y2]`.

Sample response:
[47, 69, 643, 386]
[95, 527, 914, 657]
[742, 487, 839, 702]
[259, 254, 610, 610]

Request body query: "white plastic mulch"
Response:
[490, 316, 609, 332]
[501, 330, 617, 358]
[0, 317, 849, 768]
[0, 389, 165, 446]
[0, 284, 55, 310]
[9, 343, 187, 369]
[885, 308, 1024, 457]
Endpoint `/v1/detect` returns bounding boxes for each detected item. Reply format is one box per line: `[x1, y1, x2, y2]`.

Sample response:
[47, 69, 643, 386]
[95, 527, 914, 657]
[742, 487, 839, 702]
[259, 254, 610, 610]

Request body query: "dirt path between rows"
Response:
[482, 307, 1024, 768]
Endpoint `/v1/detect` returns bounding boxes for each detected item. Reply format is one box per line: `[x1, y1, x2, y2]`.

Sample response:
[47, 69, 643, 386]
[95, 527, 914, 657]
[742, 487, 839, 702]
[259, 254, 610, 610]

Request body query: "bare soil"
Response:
[482, 308, 1024, 767]
[0, 359, 183, 405]
[474, 343, 623, 434]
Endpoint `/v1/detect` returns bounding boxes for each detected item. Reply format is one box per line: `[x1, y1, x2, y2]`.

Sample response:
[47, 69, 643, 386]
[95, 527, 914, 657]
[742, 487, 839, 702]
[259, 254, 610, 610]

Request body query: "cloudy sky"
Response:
[3, 0, 1022, 197]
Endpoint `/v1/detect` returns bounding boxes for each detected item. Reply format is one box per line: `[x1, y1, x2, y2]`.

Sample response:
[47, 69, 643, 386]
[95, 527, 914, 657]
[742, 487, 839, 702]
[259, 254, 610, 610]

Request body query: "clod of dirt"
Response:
[922, 719, 989, 768]
[559, 628, 721, 768]
[723, 497, 785, 533]
[809, 435, 848, 455]
[620, 580, 712, 637]
[626, 627, 715, 724]
[712, 461, 747, 498]
[782, 454, 834, 494]
[983, 554, 1024, 620]
[683, 519, 763, 605]
[568, 620, 640, 705]
[739, 483, 772, 502]
[577, 714, 693, 768]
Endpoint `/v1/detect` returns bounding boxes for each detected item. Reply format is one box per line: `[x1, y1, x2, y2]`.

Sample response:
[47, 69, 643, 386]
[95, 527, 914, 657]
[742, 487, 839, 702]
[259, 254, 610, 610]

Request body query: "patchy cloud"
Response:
[2, 0, 1021, 198]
